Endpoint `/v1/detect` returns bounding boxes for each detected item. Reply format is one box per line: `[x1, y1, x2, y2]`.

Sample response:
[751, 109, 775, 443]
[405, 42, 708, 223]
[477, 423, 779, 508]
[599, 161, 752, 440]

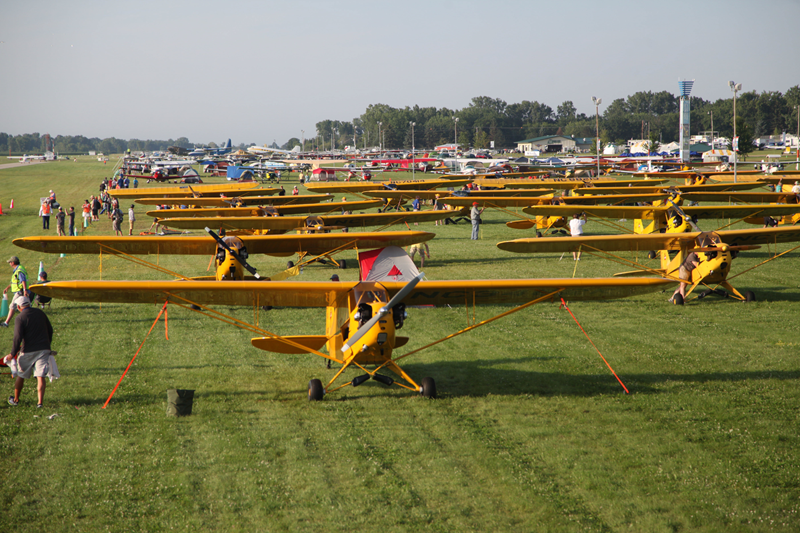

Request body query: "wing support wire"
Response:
[103, 302, 169, 408]
[559, 298, 629, 393]
[325, 290, 566, 395]
[289, 238, 362, 272]
[96, 243, 193, 281]
[571, 243, 684, 282]
[159, 292, 338, 362]
[389, 289, 564, 366]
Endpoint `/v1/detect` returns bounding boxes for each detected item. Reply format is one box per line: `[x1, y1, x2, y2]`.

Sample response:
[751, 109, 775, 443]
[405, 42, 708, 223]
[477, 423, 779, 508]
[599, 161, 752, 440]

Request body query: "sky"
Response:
[2, 0, 799, 147]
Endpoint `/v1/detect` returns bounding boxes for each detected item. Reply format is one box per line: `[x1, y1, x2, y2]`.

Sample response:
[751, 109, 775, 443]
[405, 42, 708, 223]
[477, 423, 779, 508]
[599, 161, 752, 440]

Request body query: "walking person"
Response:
[4, 295, 54, 408]
[2, 256, 29, 328]
[112, 204, 124, 236]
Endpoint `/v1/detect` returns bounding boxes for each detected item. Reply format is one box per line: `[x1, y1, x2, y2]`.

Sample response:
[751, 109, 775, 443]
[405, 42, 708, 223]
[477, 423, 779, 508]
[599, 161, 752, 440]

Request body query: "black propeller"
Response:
[205, 227, 261, 279]
[342, 272, 424, 353]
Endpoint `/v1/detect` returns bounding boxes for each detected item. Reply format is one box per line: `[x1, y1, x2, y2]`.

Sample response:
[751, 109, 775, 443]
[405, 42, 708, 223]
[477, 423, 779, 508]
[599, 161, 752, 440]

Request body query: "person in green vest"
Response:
[2, 256, 29, 327]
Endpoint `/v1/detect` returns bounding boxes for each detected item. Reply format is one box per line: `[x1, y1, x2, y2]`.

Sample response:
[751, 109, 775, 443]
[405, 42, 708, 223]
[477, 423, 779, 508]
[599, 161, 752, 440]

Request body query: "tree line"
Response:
[4, 86, 799, 155]
[305, 86, 800, 151]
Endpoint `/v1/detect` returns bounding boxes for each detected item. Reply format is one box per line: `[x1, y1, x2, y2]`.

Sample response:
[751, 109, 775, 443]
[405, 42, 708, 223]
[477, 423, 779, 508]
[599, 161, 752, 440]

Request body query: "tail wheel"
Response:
[673, 294, 684, 306]
[744, 291, 756, 302]
[308, 379, 324, 401]
[420, 377, 437, 399]
[648, 251, 657, 259]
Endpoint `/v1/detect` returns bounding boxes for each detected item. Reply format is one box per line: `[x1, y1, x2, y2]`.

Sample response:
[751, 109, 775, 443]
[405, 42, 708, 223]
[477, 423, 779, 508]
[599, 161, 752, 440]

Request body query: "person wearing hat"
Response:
[4, 294, 54, 408]
[330, 274, 340, 282]
[2, 256, 28, 327]
[128, 204, 136, 235]
[470, 202, 484, 240]
[792, 181, 800, 194]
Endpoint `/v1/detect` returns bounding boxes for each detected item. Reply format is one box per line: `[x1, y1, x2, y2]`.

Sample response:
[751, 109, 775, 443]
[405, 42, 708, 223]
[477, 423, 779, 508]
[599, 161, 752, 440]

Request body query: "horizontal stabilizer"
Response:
[506, 220, 535, 230]
[251, 335, 328, 354]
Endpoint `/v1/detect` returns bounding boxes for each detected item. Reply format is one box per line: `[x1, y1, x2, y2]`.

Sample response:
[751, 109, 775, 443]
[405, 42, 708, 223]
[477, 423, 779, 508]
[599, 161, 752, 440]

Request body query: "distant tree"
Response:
[647, 130, 661, 154]
[556, 101, 576, 123]
[282, 138, 301, 150]
[473, 129, 489, 149]
[734, 116, 755, 159]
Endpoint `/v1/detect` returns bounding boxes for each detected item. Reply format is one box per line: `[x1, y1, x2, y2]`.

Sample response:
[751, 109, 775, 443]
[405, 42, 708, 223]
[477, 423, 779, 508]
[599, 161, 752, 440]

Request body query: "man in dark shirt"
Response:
[5, 295, 54, 407]
[68, 206, 76, 236]
[55, 207, 66, 236]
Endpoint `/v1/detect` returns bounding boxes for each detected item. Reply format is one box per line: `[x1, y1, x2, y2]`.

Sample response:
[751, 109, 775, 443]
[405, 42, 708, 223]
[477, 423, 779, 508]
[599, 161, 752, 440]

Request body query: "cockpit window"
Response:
[353, 288, 388, 305]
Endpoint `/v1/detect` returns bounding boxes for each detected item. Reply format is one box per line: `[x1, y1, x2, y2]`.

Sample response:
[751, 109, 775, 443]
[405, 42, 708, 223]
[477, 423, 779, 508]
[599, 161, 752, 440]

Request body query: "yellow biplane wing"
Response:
[159, 208, 468, 231]
[304, 179, 471, 193]
[144, 200, 383, 218]
[498, 226, 800, 254]
[363, 189, 556, 201]
[521, 204, 800, 221]
[30, 277, 674, 307]
[108, 182, 268, 199]
[135, 194, 333, 207]
[681, 191, 799, 204]
[13, 231, 435, 257]
[574, 182, 763, 196]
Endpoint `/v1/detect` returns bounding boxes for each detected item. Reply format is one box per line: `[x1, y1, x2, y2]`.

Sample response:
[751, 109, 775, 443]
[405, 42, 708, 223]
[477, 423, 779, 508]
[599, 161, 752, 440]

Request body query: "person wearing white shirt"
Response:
[569, 213, 586, 260]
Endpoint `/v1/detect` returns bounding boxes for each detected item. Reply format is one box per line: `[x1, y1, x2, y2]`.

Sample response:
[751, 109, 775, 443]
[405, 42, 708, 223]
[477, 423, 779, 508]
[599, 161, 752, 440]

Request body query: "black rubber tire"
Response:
[286, 261, 294, 269]
[420, 377, 437, 399]
[648, 251, 657, 260]
[673, 294, 684, 306]
[308, 379, 324, 401]
[339, 259, 347, 269]
[744, 291, 755, 302]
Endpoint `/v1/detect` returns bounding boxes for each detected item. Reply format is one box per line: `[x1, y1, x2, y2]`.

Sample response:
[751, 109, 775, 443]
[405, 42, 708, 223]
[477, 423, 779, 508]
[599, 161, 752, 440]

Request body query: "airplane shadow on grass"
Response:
[50, 363, 800, 406]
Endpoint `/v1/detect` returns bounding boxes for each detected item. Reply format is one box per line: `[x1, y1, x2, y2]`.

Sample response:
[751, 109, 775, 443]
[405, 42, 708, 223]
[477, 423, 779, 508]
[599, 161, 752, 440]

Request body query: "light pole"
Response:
[301, 130, 304, 152]
[332, 128, 337, 152]
[410, 121, 416, 179]
[794, 105, 799, 170]
[729, 81, 742, 183]
[707, 111, 713, 149]
[377, 121, 382, 157]
[453, 116, 459, 154]
[591, 96, 602, 177]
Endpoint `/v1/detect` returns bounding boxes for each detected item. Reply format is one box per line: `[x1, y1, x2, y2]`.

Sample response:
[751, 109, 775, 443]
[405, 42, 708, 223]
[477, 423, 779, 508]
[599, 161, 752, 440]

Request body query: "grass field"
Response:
[1, 157, 799, 532]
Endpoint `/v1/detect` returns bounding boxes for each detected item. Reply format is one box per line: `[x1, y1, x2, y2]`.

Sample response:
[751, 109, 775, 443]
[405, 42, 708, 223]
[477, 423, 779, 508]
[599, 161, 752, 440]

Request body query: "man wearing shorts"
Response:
[5, 295, 54, 408]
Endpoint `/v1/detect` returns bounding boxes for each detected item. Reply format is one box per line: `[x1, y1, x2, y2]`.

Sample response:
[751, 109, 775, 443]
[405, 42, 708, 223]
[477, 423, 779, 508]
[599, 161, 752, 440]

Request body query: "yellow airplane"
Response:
[569, 182, 763, 196]
[108, 183, 272, 199]
[363, 189, 557, 201]
[30, 274, 673, 399]
[156, 208, 467, 233]
[13, 231, 435, 280]
[515, 202, 800, 235]
[498, 224, 800, 305]
[304, 178, 471, 193]
[144, 200, 385, 219]
[135, 194, 334, 208]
